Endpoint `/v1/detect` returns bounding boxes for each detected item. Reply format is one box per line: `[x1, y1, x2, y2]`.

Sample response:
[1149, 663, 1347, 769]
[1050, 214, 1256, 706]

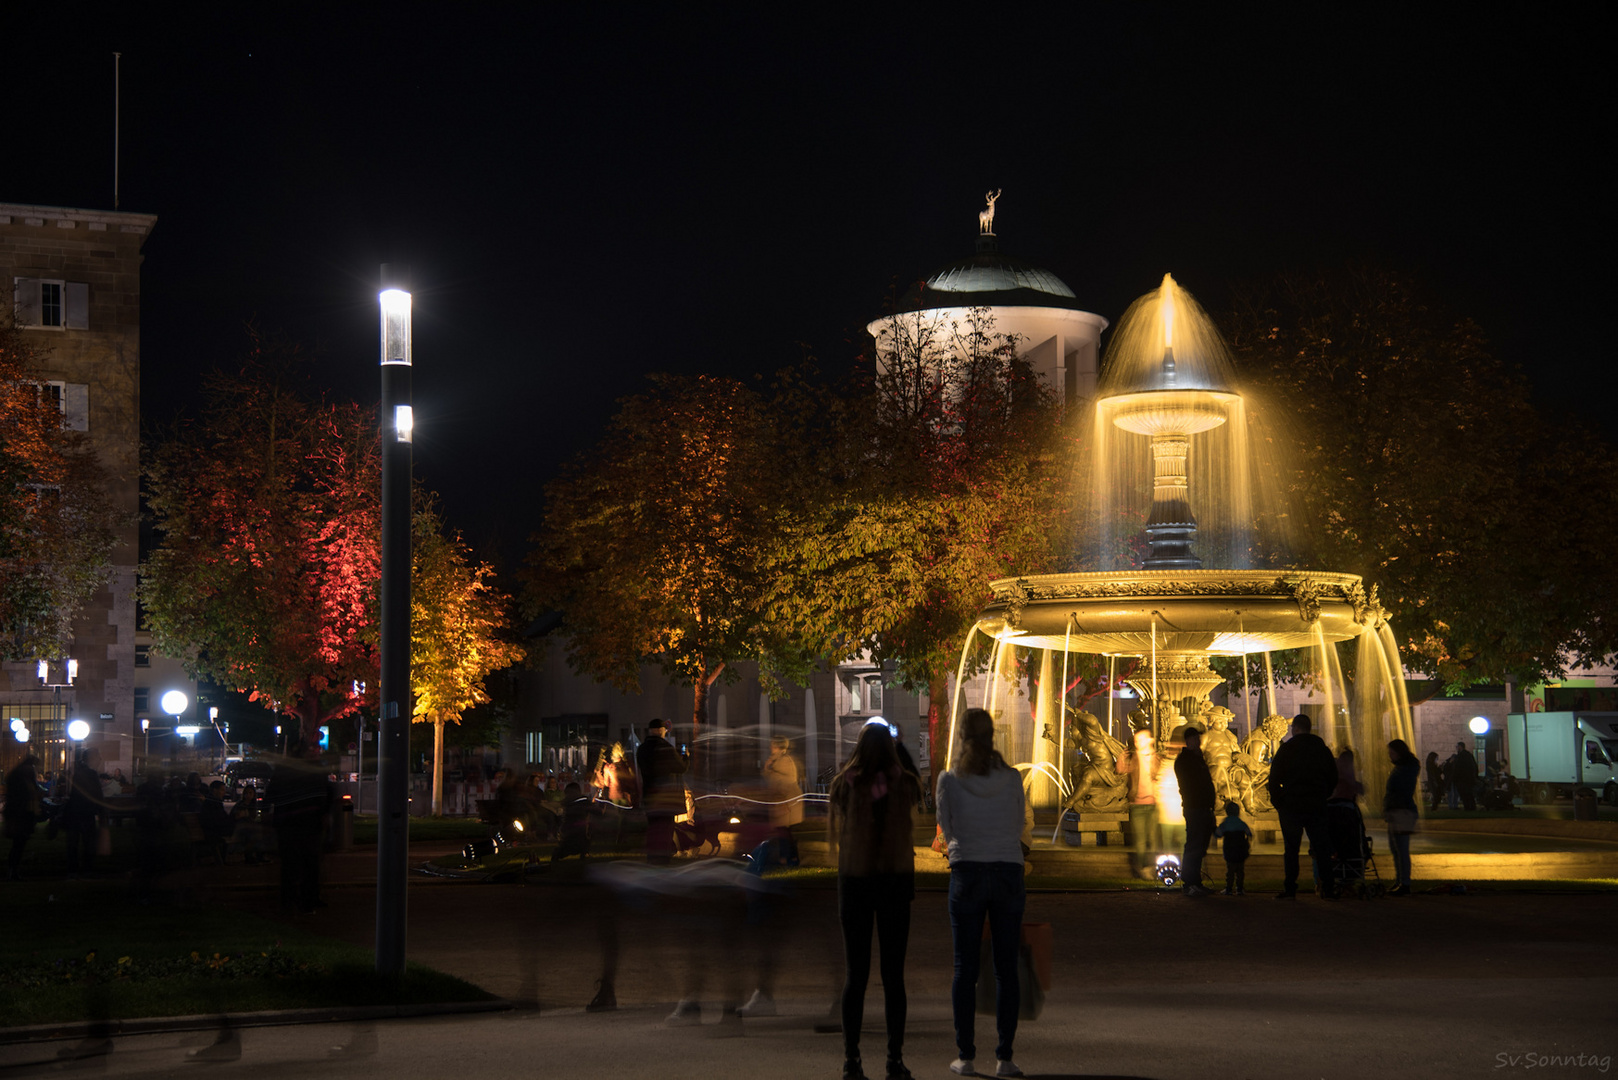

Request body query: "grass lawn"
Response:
[0, 881, 494, 1029]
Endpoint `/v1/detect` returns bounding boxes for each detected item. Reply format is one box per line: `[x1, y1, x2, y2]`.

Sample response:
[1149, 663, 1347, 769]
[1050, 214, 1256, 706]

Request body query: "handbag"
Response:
[1384, 808, 1419, 834]
[976, 923, 1050, 1021]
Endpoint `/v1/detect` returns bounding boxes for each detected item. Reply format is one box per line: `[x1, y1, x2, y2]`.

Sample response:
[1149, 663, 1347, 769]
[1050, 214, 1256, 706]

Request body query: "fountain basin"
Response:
[979, 569, 1384, 655]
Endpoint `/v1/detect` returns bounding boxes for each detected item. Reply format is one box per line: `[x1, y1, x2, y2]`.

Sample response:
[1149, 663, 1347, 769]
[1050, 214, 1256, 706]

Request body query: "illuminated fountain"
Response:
[949, 275, 1414, 823]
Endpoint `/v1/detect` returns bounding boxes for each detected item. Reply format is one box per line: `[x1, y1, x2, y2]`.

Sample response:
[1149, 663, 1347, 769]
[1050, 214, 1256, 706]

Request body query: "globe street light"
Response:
[67, 719, 90, 742]
[163, 690, 189, 760]
[1470, 715, 1491, 771]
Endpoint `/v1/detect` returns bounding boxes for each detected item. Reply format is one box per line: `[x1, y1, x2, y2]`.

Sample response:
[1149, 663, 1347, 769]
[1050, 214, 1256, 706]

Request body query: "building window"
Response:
[40, 282, 62, 326]
[135, 644, 151, 668]
[134, 686, 149, 713]
[12, 277, 88, 330]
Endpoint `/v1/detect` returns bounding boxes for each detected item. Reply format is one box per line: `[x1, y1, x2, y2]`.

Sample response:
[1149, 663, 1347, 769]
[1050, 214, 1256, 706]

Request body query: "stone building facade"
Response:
[1, 202, 156, 777]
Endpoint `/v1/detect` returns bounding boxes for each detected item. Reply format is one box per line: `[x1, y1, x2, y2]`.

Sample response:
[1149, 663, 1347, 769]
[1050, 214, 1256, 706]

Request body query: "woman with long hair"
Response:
[936, 708, 1028, 1078]
[1384, 739, 1421, 896]
[829, 719, 921, 1080]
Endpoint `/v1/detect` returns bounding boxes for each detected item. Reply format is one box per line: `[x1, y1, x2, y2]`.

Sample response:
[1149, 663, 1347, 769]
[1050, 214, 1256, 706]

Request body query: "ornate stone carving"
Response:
[1289, 576, 1323, 623]
[1003, 578, 1030, 630]
[1061, 711, 1130, 813]
[1202, 705, 1240, 806]
[1229, 714, 1289, 813]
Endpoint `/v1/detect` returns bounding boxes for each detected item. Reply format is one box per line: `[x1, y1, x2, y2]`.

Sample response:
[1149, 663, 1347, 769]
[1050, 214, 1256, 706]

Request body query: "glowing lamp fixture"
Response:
[161, 689, 189, 717]
[35, 660, 45, 682]
[13, 726, 28, 744]
[864, 715, 899, 738]
[1468, 716, 1491, 735]
[67, 719, 90, 741]
[175, 725, 201, 736]
[379, 288, 412, 366]
[8, 718, 22, 732]
[394, 405, 414, 443]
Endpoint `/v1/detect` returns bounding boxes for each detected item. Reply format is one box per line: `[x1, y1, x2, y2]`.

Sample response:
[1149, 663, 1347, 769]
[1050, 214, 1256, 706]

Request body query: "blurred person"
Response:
[636, 719, 687, 865]
[1215, 800, 1253, 895]
[1446, 740, 1478, 811]
[551, 781, 594, 863]
[830, 719, 921, 1080]
[200, 780, 234, 864]
[1267, 714, 1339, 900]
[1424, 751, 1444, 812]
[269, 739, 332, 913]
[937, 708, 1028, 1079]
[763, 736, 803, 829]
[1174, 727, 1216, 898]
[594, 742, 639, 808]
[230, 784, 269, 864]
[1383, 739, 1421, 896]
[60, 748, 105, 875]
[4, 754, 42, 880]
[1117, 726, 1160, 880]
[179, 772, 205, 813]
[1331, 748, 1364, 801]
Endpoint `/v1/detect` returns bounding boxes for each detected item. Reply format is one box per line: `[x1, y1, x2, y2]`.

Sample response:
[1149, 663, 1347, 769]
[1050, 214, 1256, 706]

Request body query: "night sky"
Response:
[4, 4, 1607, 571]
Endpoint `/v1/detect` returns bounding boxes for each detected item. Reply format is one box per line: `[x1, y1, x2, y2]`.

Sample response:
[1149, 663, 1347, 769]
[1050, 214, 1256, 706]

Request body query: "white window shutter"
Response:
[64, 384, 89, 431]
[13, 277, 40, 325]
[64, 282, 89, 329]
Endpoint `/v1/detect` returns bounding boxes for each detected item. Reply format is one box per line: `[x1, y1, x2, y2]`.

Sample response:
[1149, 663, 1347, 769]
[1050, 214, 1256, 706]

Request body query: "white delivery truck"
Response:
[1504, 712, 1618, 804]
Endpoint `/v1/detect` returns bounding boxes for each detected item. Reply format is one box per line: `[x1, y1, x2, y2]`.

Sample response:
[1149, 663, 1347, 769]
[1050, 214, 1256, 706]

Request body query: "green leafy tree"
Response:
[1225, 267, 1618, 688]
[0, 316, 120, 660]
[411, 502, 525, 812]
[524, 374, 786, 768]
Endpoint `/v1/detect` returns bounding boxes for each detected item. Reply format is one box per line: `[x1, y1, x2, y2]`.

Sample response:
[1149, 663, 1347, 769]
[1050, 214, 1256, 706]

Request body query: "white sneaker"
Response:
[736, 989, 776, 1017]
[665, 1000, 702, 1026]
[949, 1060, 976, 1076]
[995, 1061, 1023, 1078]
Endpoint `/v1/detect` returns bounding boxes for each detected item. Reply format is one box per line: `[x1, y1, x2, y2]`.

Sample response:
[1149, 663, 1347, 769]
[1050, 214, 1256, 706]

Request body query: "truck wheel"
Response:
[1605, 783, 1618, 807]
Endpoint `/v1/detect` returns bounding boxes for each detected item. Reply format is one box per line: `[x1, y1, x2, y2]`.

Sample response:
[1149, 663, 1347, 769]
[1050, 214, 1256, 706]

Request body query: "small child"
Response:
[1215, 799, 1253, 895]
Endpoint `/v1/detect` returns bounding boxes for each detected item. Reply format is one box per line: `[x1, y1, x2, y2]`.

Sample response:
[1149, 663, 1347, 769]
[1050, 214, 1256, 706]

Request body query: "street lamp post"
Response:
[162, 690, 189, 761]
[377, 267, 413, 976]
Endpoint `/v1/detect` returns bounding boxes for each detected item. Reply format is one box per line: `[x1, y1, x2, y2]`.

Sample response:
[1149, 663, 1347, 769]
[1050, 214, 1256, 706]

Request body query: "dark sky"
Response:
[4, 4, 1608, 571]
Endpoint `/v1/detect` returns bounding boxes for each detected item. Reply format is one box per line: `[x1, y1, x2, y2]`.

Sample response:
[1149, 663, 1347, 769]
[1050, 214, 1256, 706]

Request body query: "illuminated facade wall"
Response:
[1, 203, 156, 776]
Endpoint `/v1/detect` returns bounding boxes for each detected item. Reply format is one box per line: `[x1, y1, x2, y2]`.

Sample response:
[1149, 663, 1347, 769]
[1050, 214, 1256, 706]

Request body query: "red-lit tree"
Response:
[142, 335, 380, 746]
[0, 315, 119, 660]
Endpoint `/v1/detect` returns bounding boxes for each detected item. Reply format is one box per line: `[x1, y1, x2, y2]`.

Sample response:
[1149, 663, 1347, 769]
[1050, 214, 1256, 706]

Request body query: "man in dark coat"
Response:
[4, 755, 42, 880]
[1448, 741, 1479, 811]
[1174, 728, 1217, 897]
[1266, 714, 1340, 899]
[269, 739, 332, 913]
[635, 718, 687, 865]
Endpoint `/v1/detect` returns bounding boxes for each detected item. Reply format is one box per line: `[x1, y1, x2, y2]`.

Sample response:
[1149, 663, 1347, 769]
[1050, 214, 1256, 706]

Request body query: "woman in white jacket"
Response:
[936, 708, 1027, 1079]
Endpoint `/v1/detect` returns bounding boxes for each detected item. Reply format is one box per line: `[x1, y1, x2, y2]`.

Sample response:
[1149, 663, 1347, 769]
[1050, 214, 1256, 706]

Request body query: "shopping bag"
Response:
[975, 923, 1049, 1020]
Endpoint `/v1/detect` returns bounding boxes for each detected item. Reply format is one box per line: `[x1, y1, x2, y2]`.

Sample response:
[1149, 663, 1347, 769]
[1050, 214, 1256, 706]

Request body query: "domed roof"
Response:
[925, 251, 1076, 298]
[895, 237, 1088, 314]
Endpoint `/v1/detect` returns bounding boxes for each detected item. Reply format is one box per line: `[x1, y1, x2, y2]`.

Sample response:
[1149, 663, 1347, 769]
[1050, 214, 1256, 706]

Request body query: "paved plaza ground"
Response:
[3, 861, 1615, 1079]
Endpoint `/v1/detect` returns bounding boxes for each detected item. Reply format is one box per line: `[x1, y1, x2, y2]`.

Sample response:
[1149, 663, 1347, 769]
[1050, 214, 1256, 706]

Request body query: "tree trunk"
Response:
[928, 671, 950, 791]
[431, 716, 445, 816]
[690, 662, 725, 781]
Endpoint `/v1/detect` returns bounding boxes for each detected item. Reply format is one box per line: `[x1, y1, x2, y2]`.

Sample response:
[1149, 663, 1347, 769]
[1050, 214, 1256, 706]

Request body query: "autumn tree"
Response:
[765, 309, 1080, 781]
[142, 334, 381, 746]
[412, 502, 525, 813]
[0, 316, 120, 660]
[1225, 268, 1618, 688]
[525, 374, 788, 769]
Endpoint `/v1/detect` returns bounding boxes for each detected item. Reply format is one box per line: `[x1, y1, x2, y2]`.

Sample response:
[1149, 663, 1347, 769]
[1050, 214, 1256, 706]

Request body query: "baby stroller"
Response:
[1325, 798, 1384, 899]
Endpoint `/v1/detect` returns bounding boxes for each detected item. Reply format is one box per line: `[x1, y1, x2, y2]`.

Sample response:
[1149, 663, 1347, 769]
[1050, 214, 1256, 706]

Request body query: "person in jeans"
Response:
[830, 719, 921, 1080]
[936, 708, 1028, 1079]
[1382, 739, 1421, 896]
